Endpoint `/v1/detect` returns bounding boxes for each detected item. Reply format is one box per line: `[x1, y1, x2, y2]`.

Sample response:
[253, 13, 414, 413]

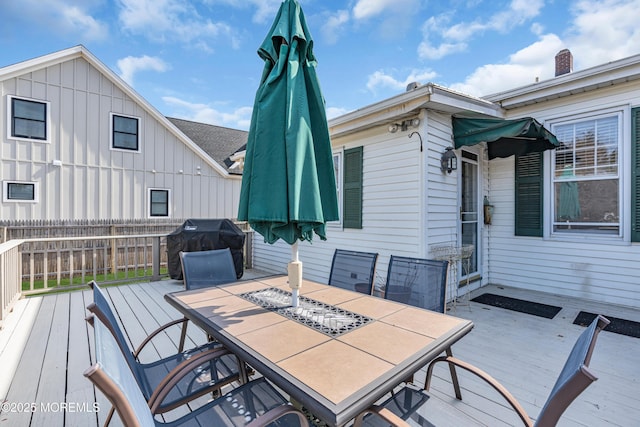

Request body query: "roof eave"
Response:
[484, 53, 640, 109]
[328, 83, 502, 139]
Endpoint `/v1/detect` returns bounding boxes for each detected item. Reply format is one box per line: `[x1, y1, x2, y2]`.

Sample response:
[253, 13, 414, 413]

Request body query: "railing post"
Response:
[151, 236, 161, 281]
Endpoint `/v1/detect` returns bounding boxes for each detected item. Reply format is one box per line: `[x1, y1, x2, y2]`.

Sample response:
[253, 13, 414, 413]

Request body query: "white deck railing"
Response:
[0, 240, 23, 329]
[0, 230, 254, 326]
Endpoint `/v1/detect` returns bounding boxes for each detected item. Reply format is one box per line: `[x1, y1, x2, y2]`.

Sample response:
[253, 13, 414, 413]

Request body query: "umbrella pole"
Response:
[289, 242, 302, 307]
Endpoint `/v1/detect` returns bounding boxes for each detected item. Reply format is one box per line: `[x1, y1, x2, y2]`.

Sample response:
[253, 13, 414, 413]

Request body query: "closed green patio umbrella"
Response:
[238, 0, 339, 305]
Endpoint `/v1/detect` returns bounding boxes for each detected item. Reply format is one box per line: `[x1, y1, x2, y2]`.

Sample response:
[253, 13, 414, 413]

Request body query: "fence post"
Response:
[151, 236, 161, 281]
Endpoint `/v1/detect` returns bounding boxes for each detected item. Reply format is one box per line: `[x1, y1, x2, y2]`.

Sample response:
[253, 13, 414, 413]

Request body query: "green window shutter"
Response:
[343, 146, 363, 229]
[515, 152, 543, 237]
[632, 108, 640, 242]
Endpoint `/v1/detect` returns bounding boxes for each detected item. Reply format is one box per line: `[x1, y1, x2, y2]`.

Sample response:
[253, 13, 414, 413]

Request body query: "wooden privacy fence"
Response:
[19, 234, 167, 295]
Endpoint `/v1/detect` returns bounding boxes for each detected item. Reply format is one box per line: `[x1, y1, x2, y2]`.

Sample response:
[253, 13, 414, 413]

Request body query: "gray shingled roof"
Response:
[167, 117, 247, 175]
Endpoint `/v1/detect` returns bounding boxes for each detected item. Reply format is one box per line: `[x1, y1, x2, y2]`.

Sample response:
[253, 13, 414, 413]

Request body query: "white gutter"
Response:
[328, 83, 502, 138]
[485, 53, 640, 109]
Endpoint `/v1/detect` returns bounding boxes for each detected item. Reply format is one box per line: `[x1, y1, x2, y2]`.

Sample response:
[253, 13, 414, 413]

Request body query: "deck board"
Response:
[1, 278, 639, 426]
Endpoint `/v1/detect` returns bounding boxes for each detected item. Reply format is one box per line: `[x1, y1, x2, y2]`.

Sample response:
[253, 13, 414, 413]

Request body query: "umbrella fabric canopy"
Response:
[453, 117, 560, 159]
[238, 0, 339, 246]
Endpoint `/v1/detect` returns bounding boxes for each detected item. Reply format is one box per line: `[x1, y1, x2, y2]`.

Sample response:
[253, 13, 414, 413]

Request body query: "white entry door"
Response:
[460, 149, 480, 281]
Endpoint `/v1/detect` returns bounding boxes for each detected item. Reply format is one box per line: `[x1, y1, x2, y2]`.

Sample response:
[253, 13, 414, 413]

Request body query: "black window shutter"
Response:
[515, 152, 543, 237]
[632, 108, 640, 242]
[343, 146, 363, 229]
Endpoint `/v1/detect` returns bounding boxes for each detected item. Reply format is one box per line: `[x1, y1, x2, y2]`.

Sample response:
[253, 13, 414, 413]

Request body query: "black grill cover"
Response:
[167, 219, 245, 280]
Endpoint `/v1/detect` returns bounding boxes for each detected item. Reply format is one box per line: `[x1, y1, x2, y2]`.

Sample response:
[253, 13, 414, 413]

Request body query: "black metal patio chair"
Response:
[86, 281, 243, 422]
[354, 315, 610, 426]
[383, 256, 462, 398]
[328, 249, 379, 294]
[85, 314, 309, 427]
[180, 248, 239, 290]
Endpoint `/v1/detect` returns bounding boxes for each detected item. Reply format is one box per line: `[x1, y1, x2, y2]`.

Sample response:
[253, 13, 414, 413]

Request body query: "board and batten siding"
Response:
[1, 56, 241, 221]
[487, 81, 640, 308]
[251, 122, 425, 289]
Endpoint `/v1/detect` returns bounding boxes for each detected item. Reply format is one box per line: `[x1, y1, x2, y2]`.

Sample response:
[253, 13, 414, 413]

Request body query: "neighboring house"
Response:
[251, 50, 640, 309]
[0, 45, 243, 221]
[168, 117, 246, 175]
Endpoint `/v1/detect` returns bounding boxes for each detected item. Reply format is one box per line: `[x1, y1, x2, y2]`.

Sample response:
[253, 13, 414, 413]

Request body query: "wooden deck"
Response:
[1, 274, 638, 426]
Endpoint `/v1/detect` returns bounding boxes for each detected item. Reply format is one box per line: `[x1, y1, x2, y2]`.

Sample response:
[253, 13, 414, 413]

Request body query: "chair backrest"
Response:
[180, 248, 238, 290]
[84, 316, 157, 427]
[328, 249, 378, 294]
[86, 281, 143, 385]
[384, 256, 449, 312]
[535, 315, 610, 427]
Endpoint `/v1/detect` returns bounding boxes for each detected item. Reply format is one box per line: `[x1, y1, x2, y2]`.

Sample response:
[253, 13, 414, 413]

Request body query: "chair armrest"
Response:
[353, 405, 409, 427]
[246, 404, 310, 427]
[425, 355, 533, 427]
[132, 317, 190, 358]
[147, 347, 241, 414]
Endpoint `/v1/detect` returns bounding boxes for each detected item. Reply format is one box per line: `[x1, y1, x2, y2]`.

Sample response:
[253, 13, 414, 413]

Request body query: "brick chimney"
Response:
[555, 49, 573, 76]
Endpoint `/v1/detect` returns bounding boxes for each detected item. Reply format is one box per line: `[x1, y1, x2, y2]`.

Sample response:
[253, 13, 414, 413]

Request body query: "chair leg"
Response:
[446, 347, 462, 400]
[103, 406, 115, 427]
[178, 317, 188, 353]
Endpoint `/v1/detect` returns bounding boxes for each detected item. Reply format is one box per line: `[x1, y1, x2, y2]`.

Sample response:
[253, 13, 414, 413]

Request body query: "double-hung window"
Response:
[111, 113, 140, 151]
[149, 189, 170, 217]
[551, 113, 620, 236]
[8, 96, 49, 141]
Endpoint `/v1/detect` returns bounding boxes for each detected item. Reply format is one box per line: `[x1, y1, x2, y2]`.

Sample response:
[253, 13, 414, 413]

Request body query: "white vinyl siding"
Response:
[488, 80, 640, 308]
[0, 53, 241, 221]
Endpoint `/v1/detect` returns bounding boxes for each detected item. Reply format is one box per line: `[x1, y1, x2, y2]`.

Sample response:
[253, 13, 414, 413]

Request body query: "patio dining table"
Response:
[164, 275, 474, 426]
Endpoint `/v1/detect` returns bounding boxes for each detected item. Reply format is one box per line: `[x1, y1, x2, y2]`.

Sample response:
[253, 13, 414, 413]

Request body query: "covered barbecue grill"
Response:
[167, 219, 245, 280]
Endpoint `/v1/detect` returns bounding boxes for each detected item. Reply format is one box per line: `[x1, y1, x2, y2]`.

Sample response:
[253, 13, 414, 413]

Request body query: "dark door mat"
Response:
[573, 311, 640, 338]
[471, 293, 562, 319]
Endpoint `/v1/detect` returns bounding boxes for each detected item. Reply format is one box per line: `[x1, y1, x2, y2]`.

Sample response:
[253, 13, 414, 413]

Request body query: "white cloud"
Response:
[117, 55, 169, 86]
[117, 0, 238, 50]
[326, 106, 350, 120]
[203, 0, 281, 24]
[564, 0, 640, 69]
[352, 0, 399, 20]
[320, 10, 350, 45]
[418, 0, 544, 60]
[163, 96, 253, 129]
[448, 0, 640, 97]
[367, 69, 438, 93]
[2, 0, 108, 40]
[450, 33, 563, 97]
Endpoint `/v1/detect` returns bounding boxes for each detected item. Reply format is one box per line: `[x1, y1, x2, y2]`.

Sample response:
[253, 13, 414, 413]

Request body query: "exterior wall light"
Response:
[388, 118, 420, 133]
[441, 147, 457, 174]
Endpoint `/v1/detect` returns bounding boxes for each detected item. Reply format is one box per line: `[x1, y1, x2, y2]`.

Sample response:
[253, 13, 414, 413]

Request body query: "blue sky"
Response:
[1, 0, 640, 130]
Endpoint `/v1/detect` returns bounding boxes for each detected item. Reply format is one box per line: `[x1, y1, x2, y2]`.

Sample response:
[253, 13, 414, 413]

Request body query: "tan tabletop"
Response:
[164, 275, 474, 426]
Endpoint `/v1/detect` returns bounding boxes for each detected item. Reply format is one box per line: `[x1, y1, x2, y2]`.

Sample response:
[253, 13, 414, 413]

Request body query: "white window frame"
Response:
[3, 180, 38, 203]
[110, 112, 141, 153]
[329, 150, 343, 227]
[6, 95, 51, 143]
[148, 188, 171, 218]
[546, 108, 624, 240]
